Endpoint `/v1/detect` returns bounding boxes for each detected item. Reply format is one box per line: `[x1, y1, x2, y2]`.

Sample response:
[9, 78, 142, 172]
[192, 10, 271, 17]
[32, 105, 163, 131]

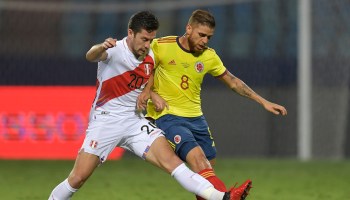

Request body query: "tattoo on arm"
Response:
[230, 76, 254, 98]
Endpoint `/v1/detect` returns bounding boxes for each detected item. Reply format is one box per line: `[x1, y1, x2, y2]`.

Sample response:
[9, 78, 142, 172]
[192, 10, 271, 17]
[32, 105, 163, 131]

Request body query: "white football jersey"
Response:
[91, 37, 154, 113]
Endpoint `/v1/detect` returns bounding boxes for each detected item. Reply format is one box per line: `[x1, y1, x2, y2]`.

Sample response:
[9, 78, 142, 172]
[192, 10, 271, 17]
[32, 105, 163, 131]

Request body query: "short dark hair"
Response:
[188, 9, 215, 29]
[128, 11, 159, 33]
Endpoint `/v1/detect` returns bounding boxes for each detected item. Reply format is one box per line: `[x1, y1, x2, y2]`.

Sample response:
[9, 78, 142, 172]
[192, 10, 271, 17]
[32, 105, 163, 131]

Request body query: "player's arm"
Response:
[218, 70, 287, 116]
[149, 90, 169, 112]
[137, 70, 168, 112]
[137, 71, 154, 111]
[86, 38, 116, 62]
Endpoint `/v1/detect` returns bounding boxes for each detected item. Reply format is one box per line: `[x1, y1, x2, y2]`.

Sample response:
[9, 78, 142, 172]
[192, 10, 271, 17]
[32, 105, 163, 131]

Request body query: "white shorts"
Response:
[81, 105, 164, 163]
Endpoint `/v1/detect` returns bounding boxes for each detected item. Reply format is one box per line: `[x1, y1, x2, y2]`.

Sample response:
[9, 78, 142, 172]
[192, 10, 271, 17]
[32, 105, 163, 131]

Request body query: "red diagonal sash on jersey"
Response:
[96, 55, 154, 107]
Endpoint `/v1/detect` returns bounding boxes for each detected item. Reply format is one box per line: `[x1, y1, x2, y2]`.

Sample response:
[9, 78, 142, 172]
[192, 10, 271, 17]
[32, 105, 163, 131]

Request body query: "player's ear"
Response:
[186, 24, 192, 35]
[127, 29, 134, 38]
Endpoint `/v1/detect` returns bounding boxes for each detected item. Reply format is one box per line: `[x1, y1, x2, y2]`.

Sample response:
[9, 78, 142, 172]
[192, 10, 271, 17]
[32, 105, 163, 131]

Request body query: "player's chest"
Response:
[161, 54, 207, 78]
[112, 54, 153, 76]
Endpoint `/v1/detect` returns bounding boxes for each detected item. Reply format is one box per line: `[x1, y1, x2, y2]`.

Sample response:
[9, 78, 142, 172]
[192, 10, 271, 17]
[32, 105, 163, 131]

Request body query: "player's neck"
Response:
[179, 35, 190, 51]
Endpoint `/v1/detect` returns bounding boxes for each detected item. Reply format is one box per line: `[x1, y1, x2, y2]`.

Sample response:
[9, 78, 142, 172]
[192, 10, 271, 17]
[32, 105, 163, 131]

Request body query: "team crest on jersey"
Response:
[144, 64, 151, 75]
[194, 61, 204, 73]
[174, 135, 181, 144]
[90, 140, 98, 149]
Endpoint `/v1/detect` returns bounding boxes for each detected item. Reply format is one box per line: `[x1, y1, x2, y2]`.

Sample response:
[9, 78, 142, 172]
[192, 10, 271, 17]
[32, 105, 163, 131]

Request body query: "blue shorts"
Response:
[155, 114, 217, 162]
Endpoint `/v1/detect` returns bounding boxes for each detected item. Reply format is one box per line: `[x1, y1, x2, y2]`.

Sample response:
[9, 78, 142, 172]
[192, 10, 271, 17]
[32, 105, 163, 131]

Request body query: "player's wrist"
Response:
[100, 43, 108, 51]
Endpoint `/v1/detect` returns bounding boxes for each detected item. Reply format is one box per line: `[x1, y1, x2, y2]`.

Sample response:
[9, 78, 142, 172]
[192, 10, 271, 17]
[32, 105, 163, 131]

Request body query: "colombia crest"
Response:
[194, 61, 204, 73]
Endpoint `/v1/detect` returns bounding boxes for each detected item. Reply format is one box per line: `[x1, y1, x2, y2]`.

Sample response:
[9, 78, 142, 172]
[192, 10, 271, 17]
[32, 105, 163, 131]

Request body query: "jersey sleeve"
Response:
[150, 39, 160, 68]
[208, 51, 227, 77]
[101, 47, 113, 64]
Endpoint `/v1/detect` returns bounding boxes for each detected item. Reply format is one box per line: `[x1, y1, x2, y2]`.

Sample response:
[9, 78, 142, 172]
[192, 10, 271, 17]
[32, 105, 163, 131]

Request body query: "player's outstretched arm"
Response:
[219, 70, 287, 116]
[86, 38, 116, 62]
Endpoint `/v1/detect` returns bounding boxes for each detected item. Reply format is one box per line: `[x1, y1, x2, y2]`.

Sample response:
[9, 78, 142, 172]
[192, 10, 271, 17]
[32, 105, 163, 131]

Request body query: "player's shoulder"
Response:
[202, 47, 218, 58]
[155, 36, 177, 44]
[205, 47, 217, 54]
[107, 38, 125, 53]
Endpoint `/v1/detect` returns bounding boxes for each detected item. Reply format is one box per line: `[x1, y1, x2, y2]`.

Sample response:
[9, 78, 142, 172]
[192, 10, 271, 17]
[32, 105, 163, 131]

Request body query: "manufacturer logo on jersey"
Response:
[168, 60, 176, 65]
[144, 64, 151, 75]
[194, 61, 204, 73]
[90, 140, 98, 149]
[174, 135, 181, 144]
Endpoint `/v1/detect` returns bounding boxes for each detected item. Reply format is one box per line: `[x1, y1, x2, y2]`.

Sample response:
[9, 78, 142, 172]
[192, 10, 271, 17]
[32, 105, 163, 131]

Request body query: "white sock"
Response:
[171, 163, 224, 199]
[48, 178, 78, 200]
[202, 187, 225, 200]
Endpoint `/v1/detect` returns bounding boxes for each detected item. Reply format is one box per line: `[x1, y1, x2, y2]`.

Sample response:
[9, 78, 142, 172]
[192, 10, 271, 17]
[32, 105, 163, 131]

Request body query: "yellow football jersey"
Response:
[147, 36, 227, 119]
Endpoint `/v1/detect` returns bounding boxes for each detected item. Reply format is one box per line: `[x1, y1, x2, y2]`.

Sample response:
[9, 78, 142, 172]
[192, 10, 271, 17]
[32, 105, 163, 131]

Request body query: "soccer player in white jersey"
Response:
[48, 11, 242, 200]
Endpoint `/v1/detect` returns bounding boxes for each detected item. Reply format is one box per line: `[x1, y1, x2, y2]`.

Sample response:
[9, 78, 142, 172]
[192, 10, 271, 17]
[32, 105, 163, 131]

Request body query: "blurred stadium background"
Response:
[0, 0, 349, 160]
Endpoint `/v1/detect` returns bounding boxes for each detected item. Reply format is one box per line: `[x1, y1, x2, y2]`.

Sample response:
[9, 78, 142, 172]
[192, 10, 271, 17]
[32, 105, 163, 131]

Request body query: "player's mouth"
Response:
[197, 45, 206, 51]
[139, 49, 146, 55]
[139, 49, 149, 54]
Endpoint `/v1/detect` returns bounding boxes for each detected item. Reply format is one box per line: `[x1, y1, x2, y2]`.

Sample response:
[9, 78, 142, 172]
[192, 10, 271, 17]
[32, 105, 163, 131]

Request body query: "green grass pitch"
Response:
[1, 156, 349, 200]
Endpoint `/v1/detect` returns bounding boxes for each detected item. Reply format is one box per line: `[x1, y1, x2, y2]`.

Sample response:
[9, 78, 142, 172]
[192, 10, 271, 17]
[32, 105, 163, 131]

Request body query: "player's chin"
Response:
[194, 47, 205, 53]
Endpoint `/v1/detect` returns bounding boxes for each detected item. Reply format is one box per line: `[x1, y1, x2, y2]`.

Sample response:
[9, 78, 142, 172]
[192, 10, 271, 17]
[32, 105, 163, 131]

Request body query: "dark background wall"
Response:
[1, 0, 349, 159]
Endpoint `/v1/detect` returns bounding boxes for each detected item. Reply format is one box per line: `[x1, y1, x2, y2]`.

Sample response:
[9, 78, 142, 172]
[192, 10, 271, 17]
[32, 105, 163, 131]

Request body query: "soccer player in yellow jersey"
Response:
[138, 9, 287, 200]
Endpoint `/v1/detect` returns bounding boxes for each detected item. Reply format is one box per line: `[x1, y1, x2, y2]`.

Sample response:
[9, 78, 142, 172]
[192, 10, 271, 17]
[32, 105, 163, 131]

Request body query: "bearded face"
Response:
[186, 24, 214, 53]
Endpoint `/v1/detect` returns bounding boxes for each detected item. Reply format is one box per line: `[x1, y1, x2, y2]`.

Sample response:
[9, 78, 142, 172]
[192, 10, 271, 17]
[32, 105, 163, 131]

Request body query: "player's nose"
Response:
[145, 41, 151, 49]
[202, 37, 209, 44]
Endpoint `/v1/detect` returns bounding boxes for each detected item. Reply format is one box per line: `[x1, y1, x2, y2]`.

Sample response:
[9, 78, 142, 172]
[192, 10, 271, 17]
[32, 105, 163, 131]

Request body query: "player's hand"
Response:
[137, 90, 150, 111]
[102, 38, 117, 50]
[263, 101, 287, 116]
[150, 92, 169, 112]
